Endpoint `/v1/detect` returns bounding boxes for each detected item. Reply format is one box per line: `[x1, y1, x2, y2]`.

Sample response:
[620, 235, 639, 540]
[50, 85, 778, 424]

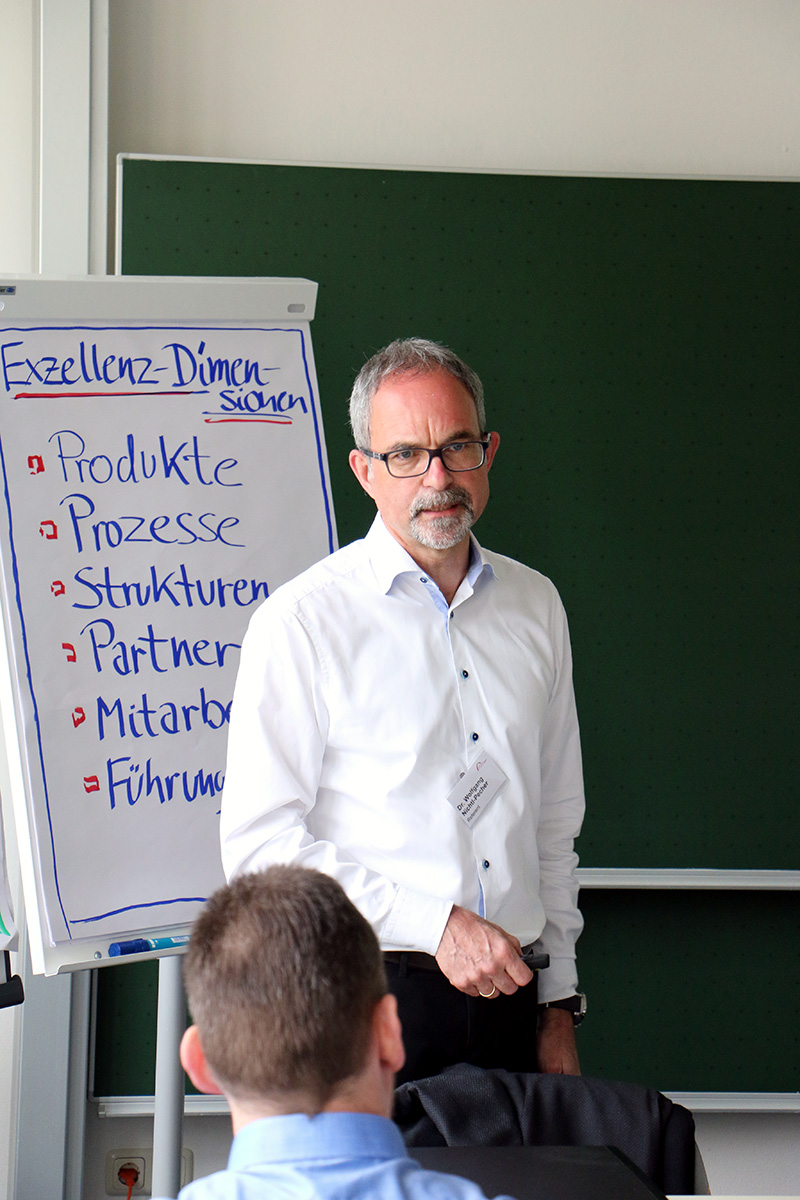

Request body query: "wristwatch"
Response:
[538, 993, 587, 1025]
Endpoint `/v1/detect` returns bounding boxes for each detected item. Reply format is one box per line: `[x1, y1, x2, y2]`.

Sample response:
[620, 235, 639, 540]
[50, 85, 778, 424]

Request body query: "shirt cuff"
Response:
[377, 885, 453, 956]
[537, 956, 579, 1004]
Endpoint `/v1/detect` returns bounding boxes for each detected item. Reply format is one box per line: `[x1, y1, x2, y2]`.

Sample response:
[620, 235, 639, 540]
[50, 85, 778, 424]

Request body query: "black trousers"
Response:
[384, 953, 540, 1086]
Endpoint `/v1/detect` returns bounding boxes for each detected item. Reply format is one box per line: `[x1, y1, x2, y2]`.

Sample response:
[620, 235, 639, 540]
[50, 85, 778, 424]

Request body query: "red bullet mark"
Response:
[39, 521, 57, 540]
[27, 455, 44, 474]
[62, 643, 76, 662]
[51, 581, 65, 597]
[83, 776, 100, 793]
[72, 708, 86, 728]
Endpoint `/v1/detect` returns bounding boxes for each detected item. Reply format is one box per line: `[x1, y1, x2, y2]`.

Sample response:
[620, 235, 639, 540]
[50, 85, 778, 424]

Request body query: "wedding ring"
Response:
[478, 984, 497, 998]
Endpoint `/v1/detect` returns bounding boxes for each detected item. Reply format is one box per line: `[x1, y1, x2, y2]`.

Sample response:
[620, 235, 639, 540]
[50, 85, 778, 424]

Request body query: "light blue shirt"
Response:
[162, 1112, 513, 1200]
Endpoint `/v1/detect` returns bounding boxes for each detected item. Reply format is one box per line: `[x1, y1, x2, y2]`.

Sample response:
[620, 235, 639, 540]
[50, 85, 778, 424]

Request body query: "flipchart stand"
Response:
[152, 955, 187, 1199]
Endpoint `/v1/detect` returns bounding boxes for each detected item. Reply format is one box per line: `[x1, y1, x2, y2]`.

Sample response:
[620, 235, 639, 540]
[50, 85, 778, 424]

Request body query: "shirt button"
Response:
[471, 732, 479, 742]
[461, 669, 469, 679]
[482, 860, 490, 870]
[420, 576, 428, 584]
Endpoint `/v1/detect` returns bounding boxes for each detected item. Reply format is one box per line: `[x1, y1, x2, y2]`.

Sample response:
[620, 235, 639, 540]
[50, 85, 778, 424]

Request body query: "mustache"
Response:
[409, 485, 474, 519]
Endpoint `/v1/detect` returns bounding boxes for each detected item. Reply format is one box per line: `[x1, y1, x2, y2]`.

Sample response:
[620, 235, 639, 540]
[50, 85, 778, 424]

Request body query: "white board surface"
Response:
[0, 275, 335, 973]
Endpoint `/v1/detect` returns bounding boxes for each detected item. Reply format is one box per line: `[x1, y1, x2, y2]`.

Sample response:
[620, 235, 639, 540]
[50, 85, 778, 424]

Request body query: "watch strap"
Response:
[538, 993, 587, 1024]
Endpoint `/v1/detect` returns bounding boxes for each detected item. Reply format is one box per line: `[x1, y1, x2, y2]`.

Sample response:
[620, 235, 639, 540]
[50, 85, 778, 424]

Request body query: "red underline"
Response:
[13, 390, 207, 399]
[203, 417, 293, 424]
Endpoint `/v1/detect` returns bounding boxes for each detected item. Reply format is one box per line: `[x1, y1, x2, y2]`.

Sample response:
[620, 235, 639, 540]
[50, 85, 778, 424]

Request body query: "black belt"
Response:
[383, 951, 440, 972]
[383, 946, 549, 975]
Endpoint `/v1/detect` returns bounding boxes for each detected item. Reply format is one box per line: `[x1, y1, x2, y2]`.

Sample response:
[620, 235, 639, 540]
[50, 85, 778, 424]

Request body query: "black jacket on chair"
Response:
[394, 1064, 696, 1195]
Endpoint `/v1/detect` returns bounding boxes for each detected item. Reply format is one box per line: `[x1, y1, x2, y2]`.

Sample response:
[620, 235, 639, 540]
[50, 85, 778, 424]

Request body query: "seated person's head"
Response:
[180, 865, 404, 1124]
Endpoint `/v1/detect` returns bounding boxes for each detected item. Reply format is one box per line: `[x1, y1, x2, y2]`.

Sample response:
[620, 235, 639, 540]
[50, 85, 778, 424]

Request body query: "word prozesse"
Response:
[60, 492, 243, 552]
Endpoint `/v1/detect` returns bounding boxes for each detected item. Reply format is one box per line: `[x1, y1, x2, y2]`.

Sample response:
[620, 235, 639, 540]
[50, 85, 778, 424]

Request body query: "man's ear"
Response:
[348, 448, 376, 500]
[373, 992, 405, 1076]
[180, 1025, 224, 1095]
[484, 430, 500, 471]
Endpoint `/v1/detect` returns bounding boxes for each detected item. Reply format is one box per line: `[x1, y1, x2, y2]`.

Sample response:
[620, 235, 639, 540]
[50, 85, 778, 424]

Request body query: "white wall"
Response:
[0, 0, 35, 271]
[0, 3, 35, 1191]
[694, 1113, 800, 1198]
[0, 826, 22, 1200]
[106, 0, 800, 181]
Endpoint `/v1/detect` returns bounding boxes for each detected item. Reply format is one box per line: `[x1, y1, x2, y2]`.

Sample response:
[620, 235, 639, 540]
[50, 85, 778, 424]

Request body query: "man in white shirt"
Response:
[221, 338, 586, 1081]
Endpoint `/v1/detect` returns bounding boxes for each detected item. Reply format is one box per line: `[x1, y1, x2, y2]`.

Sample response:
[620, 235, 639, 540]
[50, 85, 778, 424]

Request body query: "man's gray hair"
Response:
[348, 337, 486, 449]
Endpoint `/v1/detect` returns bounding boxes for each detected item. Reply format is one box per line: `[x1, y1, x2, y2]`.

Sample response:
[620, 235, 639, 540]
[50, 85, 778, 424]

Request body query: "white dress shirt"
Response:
[221, 516, 585, 1001]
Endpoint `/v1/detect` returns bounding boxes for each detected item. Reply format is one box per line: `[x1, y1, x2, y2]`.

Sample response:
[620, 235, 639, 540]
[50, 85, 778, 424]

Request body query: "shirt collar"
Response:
[365, 514, 495, 596]
[228, 1111, 408, 1169]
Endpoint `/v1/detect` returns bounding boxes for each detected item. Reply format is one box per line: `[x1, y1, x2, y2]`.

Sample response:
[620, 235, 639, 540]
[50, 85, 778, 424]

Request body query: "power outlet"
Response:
[106, 1148, 194, 1195]
[106, 1151, 147, 1195]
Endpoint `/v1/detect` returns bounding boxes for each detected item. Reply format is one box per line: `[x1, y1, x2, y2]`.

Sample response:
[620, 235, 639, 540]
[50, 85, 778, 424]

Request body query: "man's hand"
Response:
[536, 1005, 581, 1074]
[434, 904, 533, 997]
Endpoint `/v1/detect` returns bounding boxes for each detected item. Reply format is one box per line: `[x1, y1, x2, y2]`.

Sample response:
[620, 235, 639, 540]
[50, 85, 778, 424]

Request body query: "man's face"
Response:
[349, 368, 499, 561]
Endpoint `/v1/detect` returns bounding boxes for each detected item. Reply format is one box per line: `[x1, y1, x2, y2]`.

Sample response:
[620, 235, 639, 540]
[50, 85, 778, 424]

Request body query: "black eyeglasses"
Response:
[360, 439, 490, 479]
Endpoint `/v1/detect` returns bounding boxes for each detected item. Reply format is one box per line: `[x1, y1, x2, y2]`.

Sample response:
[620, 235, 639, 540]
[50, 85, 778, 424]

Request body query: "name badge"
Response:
[446, 753, 507, 828]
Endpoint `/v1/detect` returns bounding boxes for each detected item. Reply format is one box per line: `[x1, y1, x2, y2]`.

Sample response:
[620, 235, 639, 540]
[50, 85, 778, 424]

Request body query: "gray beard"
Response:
[409, 485, 475, 550]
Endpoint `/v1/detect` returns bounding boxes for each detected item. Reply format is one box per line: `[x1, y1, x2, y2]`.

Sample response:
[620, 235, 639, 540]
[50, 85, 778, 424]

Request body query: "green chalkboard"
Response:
[101, 157, 799, 1098]
[119, 156, 800, 870]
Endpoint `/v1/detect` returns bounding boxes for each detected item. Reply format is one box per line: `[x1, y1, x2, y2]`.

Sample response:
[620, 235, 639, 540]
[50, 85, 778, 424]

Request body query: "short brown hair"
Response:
[183, 866, 387, 1109]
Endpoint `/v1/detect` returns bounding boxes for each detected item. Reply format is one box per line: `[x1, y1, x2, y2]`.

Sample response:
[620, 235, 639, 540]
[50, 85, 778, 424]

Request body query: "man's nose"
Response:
[423, 450, 453, 486]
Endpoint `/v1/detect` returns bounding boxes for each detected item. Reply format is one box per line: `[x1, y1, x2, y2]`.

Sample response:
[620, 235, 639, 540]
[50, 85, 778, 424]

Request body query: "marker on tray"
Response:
[108, 934, 190, 957]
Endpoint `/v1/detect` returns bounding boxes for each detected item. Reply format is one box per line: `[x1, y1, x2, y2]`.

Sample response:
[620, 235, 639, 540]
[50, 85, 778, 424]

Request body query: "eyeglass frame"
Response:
[358, 437, 491, 479]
